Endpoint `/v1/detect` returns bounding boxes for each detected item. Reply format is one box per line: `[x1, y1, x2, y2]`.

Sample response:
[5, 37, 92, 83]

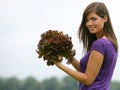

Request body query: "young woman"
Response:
[53, 2, 118, 90]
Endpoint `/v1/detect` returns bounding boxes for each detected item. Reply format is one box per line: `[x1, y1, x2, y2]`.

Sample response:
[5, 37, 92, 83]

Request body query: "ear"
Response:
[104, 15, 108, 23]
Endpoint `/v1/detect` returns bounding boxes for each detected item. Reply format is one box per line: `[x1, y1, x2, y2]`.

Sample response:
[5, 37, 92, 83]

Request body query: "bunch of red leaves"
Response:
[36, 30, 75, 66]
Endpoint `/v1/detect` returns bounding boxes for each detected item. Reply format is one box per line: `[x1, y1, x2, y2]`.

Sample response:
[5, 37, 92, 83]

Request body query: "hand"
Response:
[52, 60, 63, 68]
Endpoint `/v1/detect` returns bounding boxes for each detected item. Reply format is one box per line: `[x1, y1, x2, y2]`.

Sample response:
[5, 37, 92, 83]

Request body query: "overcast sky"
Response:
[0, 0, 120, 81]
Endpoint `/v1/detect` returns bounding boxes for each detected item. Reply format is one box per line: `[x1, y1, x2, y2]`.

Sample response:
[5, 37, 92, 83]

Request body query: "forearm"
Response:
[55, 63, 89, 85]
[71, 57, 80, 71]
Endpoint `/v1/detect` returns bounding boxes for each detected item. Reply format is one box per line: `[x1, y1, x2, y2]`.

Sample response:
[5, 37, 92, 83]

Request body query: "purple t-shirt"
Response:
[79, 39, 118, 90]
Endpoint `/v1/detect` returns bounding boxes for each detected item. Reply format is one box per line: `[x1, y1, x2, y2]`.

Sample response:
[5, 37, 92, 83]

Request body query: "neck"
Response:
[96, 31, 103, 39]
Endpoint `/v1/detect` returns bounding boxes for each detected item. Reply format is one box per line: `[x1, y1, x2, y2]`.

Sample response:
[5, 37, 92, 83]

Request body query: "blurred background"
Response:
[0, 0, 120, 89]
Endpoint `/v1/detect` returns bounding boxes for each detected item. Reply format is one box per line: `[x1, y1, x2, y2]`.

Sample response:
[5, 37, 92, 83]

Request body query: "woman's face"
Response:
[86, 12, 107, 38]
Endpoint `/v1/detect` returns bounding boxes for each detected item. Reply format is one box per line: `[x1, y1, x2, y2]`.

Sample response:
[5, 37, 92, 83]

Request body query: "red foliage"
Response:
[36, 30, 75, 66]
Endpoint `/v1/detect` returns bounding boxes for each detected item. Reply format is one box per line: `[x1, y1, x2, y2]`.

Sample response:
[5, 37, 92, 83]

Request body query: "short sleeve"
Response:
[91, 39, 105, 55]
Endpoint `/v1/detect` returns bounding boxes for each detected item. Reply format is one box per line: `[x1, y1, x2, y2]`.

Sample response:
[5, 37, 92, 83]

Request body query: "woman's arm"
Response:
[55, 62, 87, 84]
[54, 50, 104, 86]
[71, 57, 80, 71]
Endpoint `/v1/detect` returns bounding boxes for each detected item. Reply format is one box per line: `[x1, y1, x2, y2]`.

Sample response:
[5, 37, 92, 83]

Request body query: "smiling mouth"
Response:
[89, 27, 94, 31]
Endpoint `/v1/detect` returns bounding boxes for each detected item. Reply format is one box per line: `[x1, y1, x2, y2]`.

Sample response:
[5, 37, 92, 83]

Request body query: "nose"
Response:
[86, 20, 93, 26]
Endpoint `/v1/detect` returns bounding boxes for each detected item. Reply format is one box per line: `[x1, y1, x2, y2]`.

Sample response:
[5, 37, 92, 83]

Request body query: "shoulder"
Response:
[93, 38, 111, 46]
[91, 38, 111, 55]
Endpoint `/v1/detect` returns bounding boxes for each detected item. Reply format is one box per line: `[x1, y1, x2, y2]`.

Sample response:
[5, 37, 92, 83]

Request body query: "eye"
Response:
[91, 17, 97, 21]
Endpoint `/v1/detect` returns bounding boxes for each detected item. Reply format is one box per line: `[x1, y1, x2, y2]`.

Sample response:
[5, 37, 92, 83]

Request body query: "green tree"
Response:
[60, 76, 78, 90]
[0, 77, 6, 90]
[110, 81, 120, 90]
[3, 77, 21, 90]
[42, 77, 60, 90]
[1, 76, 120, 90]
[22, 76, 42, 90]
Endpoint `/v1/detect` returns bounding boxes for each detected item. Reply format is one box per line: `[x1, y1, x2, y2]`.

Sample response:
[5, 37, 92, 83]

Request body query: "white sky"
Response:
[0, 0, 120, 81]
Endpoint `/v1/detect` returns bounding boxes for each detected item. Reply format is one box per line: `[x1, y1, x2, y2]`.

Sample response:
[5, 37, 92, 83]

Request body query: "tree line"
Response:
[0, 76, 120, 90]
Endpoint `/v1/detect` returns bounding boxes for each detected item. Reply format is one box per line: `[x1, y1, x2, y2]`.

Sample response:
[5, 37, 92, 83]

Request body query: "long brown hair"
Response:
[78, 2, 118, 54]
